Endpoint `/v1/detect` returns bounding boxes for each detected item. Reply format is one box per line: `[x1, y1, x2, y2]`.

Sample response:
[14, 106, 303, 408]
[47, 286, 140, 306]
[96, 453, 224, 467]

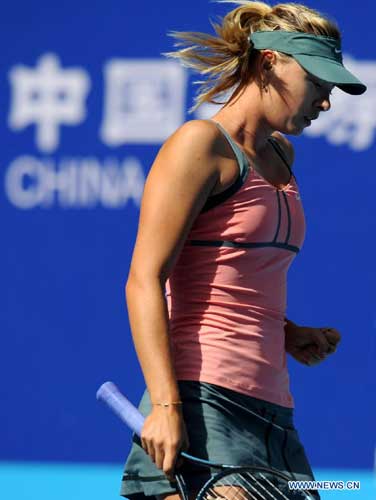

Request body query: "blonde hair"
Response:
[163, 1, 341, 112]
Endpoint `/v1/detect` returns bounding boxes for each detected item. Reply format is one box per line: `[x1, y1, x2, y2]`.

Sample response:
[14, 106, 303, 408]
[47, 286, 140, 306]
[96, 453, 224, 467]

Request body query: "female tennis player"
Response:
[120, 2, 366, 499]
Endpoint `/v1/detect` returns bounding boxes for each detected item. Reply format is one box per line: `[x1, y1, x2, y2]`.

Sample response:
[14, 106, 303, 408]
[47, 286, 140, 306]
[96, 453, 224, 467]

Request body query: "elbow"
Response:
[125, 269, 166, 296]
[125, 273, 140, 298]
[124, 275, 141, 308]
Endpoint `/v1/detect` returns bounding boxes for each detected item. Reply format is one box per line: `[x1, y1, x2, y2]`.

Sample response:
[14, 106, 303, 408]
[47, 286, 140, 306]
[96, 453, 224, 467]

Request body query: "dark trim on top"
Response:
[281, 191, 292, 244]
[188, 239, 300, 254]
[201, 120, 250, 213]
[272, 190, 282, 243]
[201, 169, 248, 213]
[268, 136, 297, 185]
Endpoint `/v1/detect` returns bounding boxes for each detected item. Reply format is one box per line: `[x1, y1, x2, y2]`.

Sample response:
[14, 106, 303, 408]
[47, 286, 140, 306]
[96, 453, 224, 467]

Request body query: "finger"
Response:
[310, 353, 324, 362]
[322, 328, 341, 347]
[299, 351, 313, 365]
[142, 438, 156, 464]
[327, 344, 337, 354]
[312, 347, 328, 361]
[325, 340, 338, 354]
[140, 437, 148, 454]
[300, 343, 324, 359]
[312, 330, 331, 355]
[295, 352, 310, 364]
[154, 443, 165, 470]
[302, 346, 326, 365]
[163, 448, 178, 482]
[141, 437, 146, 451]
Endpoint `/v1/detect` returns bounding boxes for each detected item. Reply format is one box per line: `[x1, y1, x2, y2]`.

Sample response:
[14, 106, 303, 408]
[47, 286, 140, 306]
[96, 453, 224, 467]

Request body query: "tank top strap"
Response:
[208, 120, 249, 178]
[200, 120, 250, 214]
[267, 136, 297, 184]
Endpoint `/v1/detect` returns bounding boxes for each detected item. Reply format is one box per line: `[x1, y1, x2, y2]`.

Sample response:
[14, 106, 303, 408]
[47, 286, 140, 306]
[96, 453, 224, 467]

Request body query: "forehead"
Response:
[271, 52, 335, 91]
[280, 56, 334, 90]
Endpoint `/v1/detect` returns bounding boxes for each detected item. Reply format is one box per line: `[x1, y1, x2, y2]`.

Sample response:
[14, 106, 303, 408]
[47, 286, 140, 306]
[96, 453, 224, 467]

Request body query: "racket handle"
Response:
[97, 381, 213, 465]
[96, 381, 145, 436]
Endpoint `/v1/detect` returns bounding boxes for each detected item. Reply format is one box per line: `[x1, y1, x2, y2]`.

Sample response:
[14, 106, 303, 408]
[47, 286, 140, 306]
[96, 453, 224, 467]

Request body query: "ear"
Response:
[257, 50, 277, 90]
[260, 50, 277, 71]
[255, 50, 277, 91]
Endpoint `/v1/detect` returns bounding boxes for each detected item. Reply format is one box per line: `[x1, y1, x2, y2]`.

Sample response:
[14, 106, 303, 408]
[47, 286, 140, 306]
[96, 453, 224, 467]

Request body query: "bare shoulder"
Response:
[163, 119, 222, 159]
[147, 118, 223, 185]
[270, 131, 295, 168]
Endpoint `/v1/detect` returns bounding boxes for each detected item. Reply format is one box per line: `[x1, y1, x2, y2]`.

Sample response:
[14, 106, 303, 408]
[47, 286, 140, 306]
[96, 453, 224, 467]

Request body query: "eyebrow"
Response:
[308, 74, 334, 91]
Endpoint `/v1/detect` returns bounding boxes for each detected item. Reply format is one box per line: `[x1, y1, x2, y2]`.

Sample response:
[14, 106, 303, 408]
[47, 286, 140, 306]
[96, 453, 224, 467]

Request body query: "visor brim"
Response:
[294, 54, 367, 95]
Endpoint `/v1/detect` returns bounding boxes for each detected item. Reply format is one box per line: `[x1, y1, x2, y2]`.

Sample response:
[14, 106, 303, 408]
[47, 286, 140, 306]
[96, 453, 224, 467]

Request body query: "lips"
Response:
[304, 116, 311, 125]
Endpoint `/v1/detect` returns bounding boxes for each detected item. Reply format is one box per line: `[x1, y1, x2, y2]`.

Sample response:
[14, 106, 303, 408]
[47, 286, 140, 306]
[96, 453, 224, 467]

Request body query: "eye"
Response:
[310, 79, 333, 96]
[310, 79, 322, 88]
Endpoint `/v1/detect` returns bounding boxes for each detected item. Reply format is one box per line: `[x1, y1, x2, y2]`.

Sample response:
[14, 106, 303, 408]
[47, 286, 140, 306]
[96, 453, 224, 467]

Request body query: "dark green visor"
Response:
[249, 31, 367, 95]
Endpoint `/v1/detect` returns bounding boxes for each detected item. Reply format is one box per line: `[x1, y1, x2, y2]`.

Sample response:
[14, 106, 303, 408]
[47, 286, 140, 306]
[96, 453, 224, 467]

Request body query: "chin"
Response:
[291, 128, 305, 136]
[286, 120, 306, 136]
[276, 123, 303, 137]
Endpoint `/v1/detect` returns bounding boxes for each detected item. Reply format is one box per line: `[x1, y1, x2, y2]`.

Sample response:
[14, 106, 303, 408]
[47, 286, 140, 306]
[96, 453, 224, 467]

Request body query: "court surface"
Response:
[1, 462, 375, 499]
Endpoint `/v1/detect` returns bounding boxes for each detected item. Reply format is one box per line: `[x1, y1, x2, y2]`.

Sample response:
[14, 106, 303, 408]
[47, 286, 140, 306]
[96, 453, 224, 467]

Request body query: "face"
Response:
[262, 52, 334, 135]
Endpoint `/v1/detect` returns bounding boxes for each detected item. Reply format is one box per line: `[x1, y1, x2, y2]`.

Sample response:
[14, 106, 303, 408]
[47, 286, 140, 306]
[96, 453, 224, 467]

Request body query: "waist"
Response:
[177, 380, 295, 420]
[169, 314, 293, 408]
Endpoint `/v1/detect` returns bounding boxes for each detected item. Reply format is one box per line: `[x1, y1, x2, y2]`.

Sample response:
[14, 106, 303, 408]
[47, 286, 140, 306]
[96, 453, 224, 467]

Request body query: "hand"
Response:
[285, 324, 341, 366]
[140, 405, 190, 481]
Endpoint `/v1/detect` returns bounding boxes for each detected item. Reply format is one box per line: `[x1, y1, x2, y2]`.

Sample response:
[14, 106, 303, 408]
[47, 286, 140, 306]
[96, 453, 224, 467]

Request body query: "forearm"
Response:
[126, 276, 180, 403]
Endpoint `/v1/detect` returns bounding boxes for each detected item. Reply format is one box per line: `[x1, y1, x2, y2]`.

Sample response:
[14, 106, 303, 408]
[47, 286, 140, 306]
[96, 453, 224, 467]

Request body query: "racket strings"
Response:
[242, 471, 291, 499]
[205, 478, 260, 500]
[202, 470, 295, 500]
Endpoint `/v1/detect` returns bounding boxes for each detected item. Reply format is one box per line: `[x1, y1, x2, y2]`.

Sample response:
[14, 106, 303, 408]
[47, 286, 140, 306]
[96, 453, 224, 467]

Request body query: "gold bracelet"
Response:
[152, 401, 183, 407]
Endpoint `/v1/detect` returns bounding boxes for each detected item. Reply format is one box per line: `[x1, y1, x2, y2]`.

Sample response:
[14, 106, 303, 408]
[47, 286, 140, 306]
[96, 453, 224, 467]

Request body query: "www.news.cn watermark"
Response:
[288, 480, 361, 491]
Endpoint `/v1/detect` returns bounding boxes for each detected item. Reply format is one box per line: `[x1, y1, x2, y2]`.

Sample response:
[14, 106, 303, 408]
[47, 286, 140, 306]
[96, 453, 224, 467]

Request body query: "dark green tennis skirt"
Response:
[120, 381, 319, 499]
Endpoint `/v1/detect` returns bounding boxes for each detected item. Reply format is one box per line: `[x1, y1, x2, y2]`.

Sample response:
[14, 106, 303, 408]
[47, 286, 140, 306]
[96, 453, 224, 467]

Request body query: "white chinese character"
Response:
[304, 55, 376, 151]
[100, 59, 187, 145]
[8, 53, 90, 153]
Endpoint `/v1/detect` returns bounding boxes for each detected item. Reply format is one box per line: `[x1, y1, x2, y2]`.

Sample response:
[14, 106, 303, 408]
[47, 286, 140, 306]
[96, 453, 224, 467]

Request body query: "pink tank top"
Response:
[165, 121, 306, 408]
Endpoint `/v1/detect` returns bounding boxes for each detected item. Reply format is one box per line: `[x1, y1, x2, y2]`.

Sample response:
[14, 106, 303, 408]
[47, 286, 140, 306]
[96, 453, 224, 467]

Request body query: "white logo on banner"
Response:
[5, 156, 145, 209]
[304, 55, 376, 150]
[5, 54, 374, 210]
[8, 53, 90, 153]
[101, 59, 187, 145]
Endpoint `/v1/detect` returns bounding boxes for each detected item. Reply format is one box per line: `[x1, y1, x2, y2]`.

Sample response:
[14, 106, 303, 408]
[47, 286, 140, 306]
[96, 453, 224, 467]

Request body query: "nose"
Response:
[316, 95, 331, 112]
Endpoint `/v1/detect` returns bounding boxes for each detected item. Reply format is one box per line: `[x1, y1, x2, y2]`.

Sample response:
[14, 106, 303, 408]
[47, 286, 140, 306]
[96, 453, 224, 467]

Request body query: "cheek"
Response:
[290, 81, 311, 104]
[280, 76, 308, 105]
[278, 87, 306, 118]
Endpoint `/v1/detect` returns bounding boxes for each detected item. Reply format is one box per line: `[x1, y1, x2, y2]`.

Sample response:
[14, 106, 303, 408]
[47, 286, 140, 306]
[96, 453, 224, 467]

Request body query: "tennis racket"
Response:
[97, 381, 317, 500]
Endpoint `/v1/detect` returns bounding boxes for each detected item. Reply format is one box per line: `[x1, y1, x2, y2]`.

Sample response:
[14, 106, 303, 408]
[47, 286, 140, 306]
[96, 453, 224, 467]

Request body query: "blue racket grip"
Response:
[96, 381, 145, 436]
[97, 381, 216, 466]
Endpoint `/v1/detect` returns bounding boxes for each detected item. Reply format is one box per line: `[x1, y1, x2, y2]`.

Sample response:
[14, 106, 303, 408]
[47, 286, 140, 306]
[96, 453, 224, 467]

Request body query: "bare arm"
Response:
[125, 120, 221, 478]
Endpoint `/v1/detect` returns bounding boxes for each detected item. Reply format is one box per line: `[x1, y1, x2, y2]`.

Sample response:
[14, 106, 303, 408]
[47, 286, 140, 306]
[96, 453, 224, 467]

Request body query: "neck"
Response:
[210, 84, 274, 157]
